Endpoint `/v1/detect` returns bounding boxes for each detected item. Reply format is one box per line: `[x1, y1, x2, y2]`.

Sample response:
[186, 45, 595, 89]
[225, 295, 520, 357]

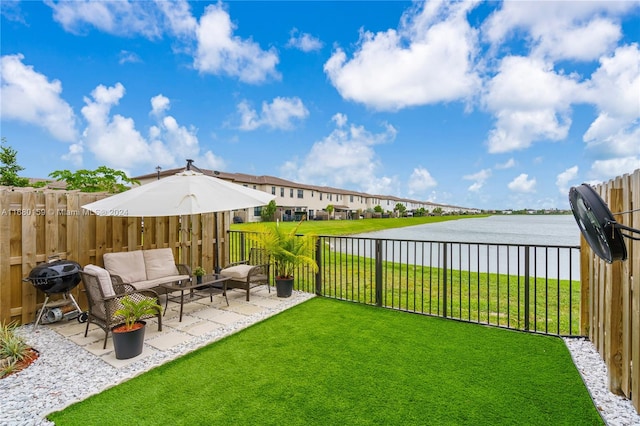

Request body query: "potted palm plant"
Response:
[111, 296, 162, 359]
[249, 221, 318, 297]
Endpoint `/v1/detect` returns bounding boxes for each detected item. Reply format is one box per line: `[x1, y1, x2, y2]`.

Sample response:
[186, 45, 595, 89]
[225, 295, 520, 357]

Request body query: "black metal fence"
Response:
[228, 230, 582, 336]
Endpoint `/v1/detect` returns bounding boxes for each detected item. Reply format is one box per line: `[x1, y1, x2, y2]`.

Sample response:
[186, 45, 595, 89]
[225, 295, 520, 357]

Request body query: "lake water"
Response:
[355, 214, 580, 247]
[336, 215, 582, 280]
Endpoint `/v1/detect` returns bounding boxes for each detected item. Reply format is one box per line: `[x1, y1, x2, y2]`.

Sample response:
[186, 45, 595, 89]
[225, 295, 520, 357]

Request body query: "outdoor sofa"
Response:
[103, 248, 191, 293]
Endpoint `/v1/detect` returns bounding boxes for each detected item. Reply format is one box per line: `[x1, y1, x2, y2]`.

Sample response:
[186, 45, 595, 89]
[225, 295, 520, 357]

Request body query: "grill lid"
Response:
[25, 259, 82, 294]
[27, 259, 82, 280]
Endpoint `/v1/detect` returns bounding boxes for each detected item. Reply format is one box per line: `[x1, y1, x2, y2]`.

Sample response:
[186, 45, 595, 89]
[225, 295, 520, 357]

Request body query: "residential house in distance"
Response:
[134, 167, 480, 222]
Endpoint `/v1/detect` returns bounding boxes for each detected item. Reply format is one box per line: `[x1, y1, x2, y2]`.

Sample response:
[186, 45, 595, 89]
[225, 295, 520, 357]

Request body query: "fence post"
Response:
[524, 246, 530, 331]
[375, 239, 383, 307]
[443, 242, 448, 318]
[579, 237, 591, 336]
[315, 238, 322, 296]
[239, 232, 246, 264]
[606, 188, 624, 395]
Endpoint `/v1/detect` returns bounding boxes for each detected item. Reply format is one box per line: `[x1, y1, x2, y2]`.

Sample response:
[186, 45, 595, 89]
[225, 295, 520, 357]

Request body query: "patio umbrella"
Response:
[82, 161, 275, 270]
[82, 171, 273, 217]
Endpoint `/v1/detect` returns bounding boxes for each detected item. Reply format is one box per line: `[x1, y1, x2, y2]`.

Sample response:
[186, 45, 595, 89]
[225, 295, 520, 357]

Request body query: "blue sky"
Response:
[1, 1, 639, 210]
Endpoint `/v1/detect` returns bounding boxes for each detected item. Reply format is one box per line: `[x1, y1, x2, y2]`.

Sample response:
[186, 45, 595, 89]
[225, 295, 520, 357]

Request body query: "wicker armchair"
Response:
[79, 269, 162, 349]
[221, 248, 270, 301]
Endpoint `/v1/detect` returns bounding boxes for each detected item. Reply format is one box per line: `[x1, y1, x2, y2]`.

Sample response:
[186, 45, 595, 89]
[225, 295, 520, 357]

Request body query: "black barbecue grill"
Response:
[23, 258, 86, 329]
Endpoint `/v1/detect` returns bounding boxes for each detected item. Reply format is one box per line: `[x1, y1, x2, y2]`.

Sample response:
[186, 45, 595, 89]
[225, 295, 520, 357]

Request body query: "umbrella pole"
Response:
[214, 212, 221, 273]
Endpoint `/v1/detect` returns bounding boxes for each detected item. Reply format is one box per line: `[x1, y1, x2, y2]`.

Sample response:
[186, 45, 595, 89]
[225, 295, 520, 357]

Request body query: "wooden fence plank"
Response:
[606, 188, 623, 395]
[0, 190, 11, 321]
[620, 175, 632, 397]
[631, 170, 640, 411]
[112, 216, 124, 257]
[127, 217, 139, 252]
[20, 191, 37, 323]
[580, 236, 590, 335]
[44, 192, 59, 259]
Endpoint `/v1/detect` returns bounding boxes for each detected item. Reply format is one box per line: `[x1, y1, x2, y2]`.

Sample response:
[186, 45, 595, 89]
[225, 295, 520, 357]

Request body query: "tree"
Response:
[49, 166, 139, 193]
[432, 207, 443, 216]
[394, 203, 407, 216]
[0, 138, 29, 187]
[260, 200, 277, 222]
[325, 204, 334, 219]
[373, 205, 383, 213]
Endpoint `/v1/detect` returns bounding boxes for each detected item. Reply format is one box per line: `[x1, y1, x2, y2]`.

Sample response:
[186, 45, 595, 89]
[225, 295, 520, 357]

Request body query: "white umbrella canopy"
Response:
[81, 169, 274, 217]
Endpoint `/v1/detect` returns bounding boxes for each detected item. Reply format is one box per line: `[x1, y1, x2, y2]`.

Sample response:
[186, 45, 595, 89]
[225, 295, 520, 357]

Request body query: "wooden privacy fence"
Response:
[0, 187, 229, 325]
[582, 168, 640, 412]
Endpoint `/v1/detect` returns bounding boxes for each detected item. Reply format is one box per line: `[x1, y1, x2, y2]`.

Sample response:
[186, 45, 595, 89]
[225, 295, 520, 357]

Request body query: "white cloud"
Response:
[80, 83, 151, 168]
[463, 168, 491, 192]
[154, 0, 197, 39]
[160, 116, 198, 157]
[589, 157, 640, 182]
[118, 50, 141, 65]
[150, 94, 170, 117]
[0, 54, 77, 142]
[495, 158, 515, 169]
[45, 1, 279, 84]
[408, 167, 437, 196]
[283, 117, 398, 194]
[483, 56, 579, 153]
[332, 113, 348, 128]
[46, 0, 163, 38]
[508, 173, 536, 193]
[482, 1, 631, 61]
[287, 28, 323, 52]
[194, 3, 279, 84]
[1, 1, 26, 24]
[46, 1, 278, 84]
[62, 142, 83, 167]
[324, 1, 480, 111]
[582, 44, 640, 157]
[556, 166, 579, 195]
[237, 97, 309, 131]
[76, 84, 221, 170]
[148, 96, 224, 170]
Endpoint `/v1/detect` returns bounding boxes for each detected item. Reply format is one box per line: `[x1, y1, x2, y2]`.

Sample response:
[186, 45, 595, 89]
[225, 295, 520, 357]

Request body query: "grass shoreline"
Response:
[232, 214, 489, 236]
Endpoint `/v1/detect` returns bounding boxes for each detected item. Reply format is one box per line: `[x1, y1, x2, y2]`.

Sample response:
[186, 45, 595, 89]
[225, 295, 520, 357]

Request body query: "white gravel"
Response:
[563, 337, 640, 426]
[1, 303, 638, 425]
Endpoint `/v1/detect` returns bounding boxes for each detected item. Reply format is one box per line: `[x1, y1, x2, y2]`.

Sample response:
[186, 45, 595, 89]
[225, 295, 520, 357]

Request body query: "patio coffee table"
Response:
[161, 274, 230, 322]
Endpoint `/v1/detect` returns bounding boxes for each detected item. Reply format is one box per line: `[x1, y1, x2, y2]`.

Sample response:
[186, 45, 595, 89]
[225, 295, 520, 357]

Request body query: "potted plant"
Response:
[249, 221, 318, 297]
[111, 296, 162, 360]
[193, 266, 206, 284]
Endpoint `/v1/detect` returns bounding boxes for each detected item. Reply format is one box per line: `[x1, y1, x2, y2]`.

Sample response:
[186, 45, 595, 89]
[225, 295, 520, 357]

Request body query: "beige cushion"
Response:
[83, 264, 115, 297]
[144, 248, 179, 280]
[103, 250, 146, 283]
[221, 264, 254, 280]
[130, 274, 190, 291]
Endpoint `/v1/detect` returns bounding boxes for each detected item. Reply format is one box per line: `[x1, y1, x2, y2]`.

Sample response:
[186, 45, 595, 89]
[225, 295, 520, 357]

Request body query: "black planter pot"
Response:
[111, 321, 146, 359]
[275, 278, 294, 298]
[196, 276, 203, 284]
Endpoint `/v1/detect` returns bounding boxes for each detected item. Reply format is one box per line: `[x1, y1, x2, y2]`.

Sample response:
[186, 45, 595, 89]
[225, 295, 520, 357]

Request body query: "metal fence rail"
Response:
[228, 230, 582, 336]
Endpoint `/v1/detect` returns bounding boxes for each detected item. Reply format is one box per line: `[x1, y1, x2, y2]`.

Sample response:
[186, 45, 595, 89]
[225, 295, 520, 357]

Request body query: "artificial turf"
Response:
[48, 297, 602, 425]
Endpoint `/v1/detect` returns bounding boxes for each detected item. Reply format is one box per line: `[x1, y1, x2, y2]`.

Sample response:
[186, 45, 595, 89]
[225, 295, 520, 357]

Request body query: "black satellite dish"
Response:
[569, 183, 640, 263]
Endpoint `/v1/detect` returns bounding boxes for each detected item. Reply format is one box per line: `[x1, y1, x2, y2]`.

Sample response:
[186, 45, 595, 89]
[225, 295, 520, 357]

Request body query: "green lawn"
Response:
[232, 214, 487, 236]
[49, 298, 601, 425]
[305, 251, 581, 335]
